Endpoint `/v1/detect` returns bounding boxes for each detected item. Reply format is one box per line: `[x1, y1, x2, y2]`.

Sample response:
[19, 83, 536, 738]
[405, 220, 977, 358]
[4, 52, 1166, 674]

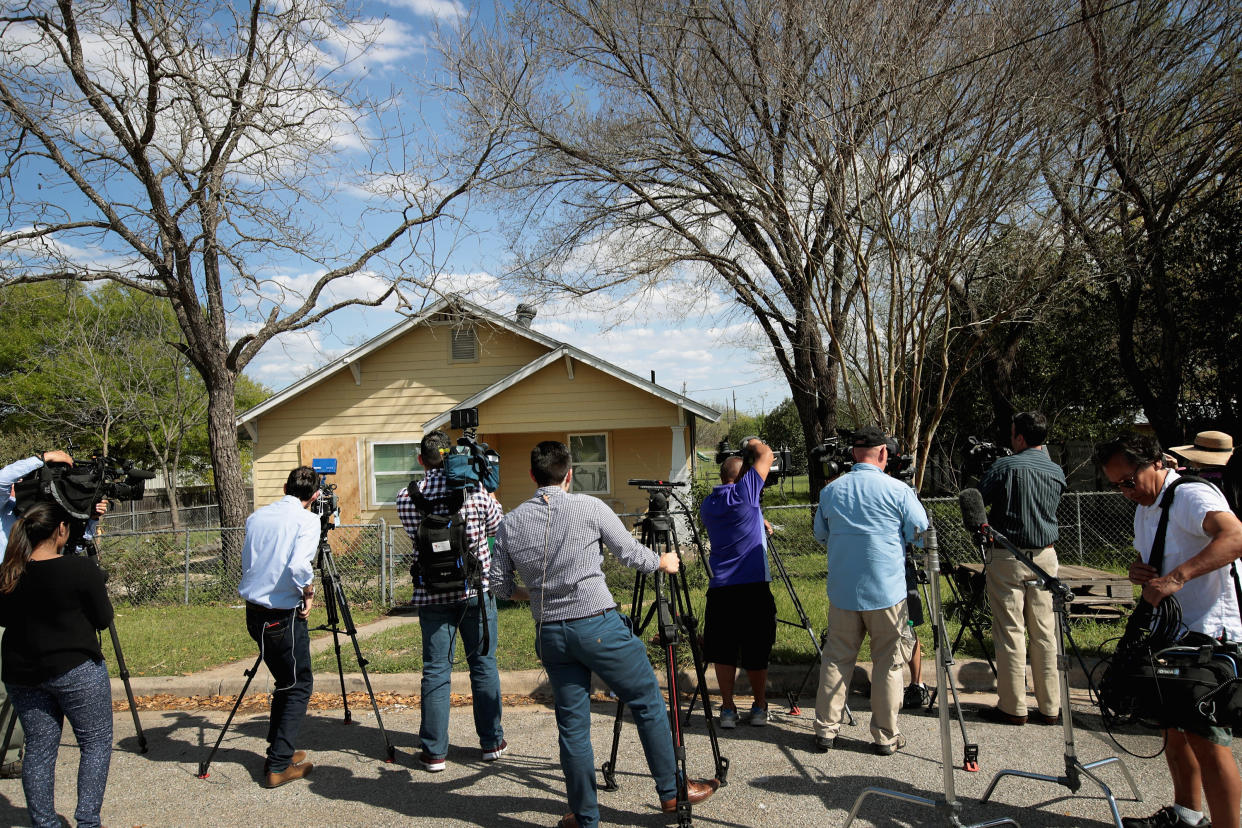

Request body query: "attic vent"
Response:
[451, 326, 478, 361]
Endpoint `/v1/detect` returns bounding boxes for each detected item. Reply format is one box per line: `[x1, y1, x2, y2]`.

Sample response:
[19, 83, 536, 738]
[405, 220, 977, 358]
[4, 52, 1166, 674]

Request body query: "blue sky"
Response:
[239, 0, 780, 416]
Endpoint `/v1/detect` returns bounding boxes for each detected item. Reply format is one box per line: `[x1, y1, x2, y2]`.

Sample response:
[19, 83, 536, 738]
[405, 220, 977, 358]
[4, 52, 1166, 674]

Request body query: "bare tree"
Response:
[445, 0, 1078, 486]
[0, 0, 502, 530]
[1038, 0, 1242, 446]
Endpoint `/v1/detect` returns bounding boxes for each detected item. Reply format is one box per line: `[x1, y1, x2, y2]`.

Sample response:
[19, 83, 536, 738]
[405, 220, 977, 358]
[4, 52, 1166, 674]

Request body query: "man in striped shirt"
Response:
[397, 431, 505, 772]
[978, 410, 1066, 726]
[491, 440, 718, 828]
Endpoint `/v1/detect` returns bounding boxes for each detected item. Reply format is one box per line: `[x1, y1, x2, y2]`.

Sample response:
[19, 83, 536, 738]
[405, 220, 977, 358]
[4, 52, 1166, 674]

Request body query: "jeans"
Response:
[7, 658, 113, 828]
[419, 594, 503, 758]
[537, 610, 677, 828]
[246, 603, 313, 772]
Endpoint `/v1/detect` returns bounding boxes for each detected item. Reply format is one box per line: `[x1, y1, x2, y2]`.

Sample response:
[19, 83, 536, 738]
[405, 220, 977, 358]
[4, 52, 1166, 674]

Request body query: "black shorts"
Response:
[703, 582, 777, 670]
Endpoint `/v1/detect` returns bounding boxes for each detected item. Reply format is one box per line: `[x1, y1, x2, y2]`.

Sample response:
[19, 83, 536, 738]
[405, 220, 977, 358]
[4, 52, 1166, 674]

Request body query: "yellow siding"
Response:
[252, 321, 551, 520]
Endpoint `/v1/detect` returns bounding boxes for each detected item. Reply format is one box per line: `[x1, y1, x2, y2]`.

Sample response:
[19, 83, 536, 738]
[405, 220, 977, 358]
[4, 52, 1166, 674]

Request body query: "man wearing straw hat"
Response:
[1169, 431, 1235, 480]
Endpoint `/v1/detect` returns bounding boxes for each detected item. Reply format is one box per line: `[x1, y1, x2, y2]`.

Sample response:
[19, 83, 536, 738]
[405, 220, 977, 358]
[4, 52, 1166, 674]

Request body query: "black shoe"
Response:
[1030, 710, 1061, 726]
[872, 735, 906, 756]
[903, 682, 929, 709]
[812, 734, 834, 752]
[977, 705, 1027, 726]
[1121, 806, 1211, 828]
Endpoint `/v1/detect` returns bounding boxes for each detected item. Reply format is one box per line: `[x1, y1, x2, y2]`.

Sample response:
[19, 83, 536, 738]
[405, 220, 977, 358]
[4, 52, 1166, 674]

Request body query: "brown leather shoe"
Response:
[1030, 710, 1061, 726]
[556, 815, 579, 828]
[660, 778, 719, 812]
[262, 751, 307, 775]
[263, 759, 313, 788]
[978, 705, 1027, 726]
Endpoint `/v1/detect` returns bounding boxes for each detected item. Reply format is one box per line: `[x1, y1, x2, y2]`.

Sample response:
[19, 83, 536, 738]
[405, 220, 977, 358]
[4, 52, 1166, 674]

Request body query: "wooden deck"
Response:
[959, 562, 1136, 619]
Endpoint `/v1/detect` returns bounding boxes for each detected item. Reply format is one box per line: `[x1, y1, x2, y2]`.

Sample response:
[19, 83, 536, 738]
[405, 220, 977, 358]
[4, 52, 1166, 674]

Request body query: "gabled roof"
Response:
[237, 296, 720, 427]
[422, 343, 720, 432]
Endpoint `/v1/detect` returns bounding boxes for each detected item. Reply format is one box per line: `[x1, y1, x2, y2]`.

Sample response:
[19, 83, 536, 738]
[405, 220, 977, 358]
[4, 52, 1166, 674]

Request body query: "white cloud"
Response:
[380, 0, 467, 23]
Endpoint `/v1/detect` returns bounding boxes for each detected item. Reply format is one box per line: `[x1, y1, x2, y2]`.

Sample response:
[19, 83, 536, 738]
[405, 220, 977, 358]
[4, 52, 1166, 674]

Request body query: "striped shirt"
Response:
[979, 447, 1065, 549]
[492, 485, 659, 622]
[396, 468, 502, 607]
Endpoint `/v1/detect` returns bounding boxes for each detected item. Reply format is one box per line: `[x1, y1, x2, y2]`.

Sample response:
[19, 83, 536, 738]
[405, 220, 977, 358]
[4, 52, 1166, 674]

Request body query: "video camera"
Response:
[809, 430, 915, 484]
[713, 438, 791, 488]
[964, 436, 1012, 477]
[14, 453, 154, 520]
[310, 458, 340, 524]
[449, 407, 500, 493]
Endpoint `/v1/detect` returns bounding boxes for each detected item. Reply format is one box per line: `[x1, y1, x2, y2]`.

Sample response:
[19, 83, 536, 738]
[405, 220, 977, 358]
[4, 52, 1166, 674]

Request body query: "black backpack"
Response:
[408, 486, 482, 594]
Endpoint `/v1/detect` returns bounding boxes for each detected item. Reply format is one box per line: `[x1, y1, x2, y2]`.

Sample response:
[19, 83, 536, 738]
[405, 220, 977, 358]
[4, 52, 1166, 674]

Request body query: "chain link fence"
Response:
[92, 522, 387, 608]
[90, 491, 1138, 608]
[760, 492, 1137, 572]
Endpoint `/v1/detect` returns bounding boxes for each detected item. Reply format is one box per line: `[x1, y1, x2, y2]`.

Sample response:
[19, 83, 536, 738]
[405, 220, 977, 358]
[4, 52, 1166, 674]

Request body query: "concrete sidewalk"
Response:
[3, 690, 1212, 827]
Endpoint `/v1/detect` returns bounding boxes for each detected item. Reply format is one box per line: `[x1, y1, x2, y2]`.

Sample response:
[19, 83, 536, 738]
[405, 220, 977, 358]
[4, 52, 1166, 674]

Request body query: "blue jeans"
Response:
[537, 610, 677, 828]
[7, 658, 113, 828]
[246, 604, 313, 772]
[419, 593, 503, 758]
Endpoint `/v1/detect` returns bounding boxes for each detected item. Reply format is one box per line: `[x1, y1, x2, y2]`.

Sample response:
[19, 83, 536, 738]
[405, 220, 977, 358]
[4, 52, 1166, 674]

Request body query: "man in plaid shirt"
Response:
[397, 430, 505, 772]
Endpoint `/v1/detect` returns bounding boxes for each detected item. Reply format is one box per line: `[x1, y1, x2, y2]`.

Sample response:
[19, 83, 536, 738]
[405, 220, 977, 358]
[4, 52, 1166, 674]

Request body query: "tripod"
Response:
[770, 532, 854, 725]
[80, 534, 148, 754]
[600, 484, 728, 828]
[979, 529, 1141, 827]
[198, 515, 395, 778]
[843, 523, 1020, 828]
[944, 535, 997, 675]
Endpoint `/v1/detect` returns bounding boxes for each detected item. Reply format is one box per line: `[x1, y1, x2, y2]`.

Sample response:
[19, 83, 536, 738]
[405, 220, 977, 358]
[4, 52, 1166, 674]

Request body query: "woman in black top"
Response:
[0, 502, 114, 828]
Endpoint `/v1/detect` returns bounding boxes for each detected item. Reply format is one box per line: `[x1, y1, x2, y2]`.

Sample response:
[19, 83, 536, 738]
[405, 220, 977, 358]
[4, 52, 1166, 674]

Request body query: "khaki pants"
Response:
[814, 601, 914, 746]
[0, 624, 24, 765]
[985, 545, 1060, 717]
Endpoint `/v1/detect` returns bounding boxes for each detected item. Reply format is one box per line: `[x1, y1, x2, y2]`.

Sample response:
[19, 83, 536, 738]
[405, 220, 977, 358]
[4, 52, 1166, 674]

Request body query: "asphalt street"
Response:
[0, 689, 1222, 827]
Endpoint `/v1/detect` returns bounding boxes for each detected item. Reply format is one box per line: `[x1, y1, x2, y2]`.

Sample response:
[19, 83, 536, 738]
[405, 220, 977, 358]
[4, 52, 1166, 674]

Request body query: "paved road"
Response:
[0, 690, 1221, 827]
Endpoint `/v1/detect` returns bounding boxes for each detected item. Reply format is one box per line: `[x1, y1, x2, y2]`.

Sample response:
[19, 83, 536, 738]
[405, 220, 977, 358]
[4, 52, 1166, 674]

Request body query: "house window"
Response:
[372, 442, 423, 505]
[451, 325, 478, 361]
[569, 433, 609, 494]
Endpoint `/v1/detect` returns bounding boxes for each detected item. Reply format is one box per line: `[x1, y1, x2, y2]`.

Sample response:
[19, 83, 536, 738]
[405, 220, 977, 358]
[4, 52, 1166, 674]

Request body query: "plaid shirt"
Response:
[396, 467, 502, 607]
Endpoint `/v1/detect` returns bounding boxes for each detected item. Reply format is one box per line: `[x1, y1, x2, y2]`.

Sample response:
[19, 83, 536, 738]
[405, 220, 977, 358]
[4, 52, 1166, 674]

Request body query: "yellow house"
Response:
[236, 297, 721, 523]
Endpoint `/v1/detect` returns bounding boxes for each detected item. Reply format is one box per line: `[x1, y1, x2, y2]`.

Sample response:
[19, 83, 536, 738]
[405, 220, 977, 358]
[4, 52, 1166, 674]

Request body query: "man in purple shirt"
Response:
[698, 437, 776, 728]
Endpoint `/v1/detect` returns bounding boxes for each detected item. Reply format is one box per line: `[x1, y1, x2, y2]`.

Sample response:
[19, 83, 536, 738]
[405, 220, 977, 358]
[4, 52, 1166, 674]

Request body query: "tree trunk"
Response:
[204, 372, 247, 576]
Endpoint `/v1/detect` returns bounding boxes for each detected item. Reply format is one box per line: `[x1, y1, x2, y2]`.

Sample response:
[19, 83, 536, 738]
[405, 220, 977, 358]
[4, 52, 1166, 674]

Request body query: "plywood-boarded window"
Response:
[451, 325, 478, 362]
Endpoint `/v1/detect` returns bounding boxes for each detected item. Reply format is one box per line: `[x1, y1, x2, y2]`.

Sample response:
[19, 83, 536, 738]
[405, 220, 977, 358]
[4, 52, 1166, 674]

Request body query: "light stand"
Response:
[843, 523, 1020, 828]
[977, 525, 1142, 827]
[198, 499, 395, 779]
[599, 482, 728, 826]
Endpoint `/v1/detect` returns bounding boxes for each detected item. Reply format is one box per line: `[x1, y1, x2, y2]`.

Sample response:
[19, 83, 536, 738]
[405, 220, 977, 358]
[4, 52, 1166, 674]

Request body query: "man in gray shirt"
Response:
[491, 440, 718, 828]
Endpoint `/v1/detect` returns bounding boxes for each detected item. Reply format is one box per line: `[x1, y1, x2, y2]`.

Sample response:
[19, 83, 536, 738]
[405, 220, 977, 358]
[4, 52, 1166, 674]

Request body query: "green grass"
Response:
[309, 601, 543, 674]
[99, 602, 386, 678]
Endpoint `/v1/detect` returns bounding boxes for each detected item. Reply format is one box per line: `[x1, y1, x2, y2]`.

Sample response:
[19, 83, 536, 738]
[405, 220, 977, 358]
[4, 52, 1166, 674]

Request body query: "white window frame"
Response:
[568, 432, 611, 495]
[370, 439, 424, 507]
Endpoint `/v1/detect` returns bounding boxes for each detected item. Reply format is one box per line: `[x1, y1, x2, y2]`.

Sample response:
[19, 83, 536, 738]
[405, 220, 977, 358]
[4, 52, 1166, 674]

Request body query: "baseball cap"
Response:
[851, 426, 888, 448]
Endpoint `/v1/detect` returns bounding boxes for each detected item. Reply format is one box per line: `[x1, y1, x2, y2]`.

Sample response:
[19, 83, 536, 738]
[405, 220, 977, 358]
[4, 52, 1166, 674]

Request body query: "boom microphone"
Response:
[957, 487, 989, 534]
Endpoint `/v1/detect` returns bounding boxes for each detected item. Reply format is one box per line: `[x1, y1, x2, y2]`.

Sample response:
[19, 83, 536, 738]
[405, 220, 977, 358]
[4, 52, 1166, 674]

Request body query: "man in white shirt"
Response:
[1098, 433, 1242, 828]
[238, 466, 321, 789]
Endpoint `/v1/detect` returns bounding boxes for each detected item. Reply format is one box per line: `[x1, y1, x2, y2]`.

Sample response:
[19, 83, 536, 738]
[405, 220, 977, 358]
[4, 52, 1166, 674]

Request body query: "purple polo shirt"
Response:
[699, 466, 769, 588]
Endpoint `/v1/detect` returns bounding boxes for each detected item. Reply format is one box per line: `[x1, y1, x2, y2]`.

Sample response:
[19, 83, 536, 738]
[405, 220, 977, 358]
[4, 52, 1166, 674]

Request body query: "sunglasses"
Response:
[1109, 464, 1150, 490]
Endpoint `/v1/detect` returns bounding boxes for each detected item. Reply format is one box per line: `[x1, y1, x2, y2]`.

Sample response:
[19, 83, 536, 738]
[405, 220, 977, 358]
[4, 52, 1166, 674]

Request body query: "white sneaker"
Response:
[748, 706, 770, 727]
[718, 708, 738, 729]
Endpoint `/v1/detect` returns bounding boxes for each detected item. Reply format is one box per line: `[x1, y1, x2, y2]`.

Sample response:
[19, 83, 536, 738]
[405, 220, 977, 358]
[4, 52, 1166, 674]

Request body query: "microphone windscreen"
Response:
[958, 488, 988, 532]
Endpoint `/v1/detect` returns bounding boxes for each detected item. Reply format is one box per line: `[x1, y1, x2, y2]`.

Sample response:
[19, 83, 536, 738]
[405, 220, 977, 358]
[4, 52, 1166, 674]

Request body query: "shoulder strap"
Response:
[409, 482, 465, 516]
[1149, 475, 1210, 574]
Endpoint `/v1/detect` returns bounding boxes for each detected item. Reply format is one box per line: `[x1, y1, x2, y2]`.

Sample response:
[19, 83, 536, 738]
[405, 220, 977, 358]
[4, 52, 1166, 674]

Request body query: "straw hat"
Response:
[1169, 430, 1235, 468]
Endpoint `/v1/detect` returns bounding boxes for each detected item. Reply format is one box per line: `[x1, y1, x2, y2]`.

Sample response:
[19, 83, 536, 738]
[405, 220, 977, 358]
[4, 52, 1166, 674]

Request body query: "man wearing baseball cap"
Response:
[811, 426, 928, 755]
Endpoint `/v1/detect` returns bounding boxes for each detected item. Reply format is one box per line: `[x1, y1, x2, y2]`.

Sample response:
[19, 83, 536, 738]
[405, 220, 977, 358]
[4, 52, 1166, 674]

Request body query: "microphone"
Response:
[958, 488, 989, 535]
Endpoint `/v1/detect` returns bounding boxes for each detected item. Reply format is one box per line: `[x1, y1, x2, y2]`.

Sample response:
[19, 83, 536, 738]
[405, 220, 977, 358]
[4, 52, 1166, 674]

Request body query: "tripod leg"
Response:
[673, 571, 729, 786]
[197, 654, 263, 778]
[602, 569, 648, 790]
[107, 620, 147, 753]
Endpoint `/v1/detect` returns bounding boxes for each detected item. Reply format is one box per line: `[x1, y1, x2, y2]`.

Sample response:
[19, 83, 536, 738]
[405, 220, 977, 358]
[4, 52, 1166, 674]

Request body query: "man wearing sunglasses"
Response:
[1097, 432, 1242, 828]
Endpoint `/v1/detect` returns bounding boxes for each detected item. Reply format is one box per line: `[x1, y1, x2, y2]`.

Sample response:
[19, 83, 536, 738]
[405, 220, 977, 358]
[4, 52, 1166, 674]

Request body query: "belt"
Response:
[560, 606, 615, 623]
[246, 601, 298, 615]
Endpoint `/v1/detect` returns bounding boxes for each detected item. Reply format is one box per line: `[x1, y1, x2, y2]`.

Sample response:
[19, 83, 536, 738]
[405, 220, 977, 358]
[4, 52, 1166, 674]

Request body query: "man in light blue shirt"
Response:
[238, 466, 321, 788]
[811, 426, 927, 755]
